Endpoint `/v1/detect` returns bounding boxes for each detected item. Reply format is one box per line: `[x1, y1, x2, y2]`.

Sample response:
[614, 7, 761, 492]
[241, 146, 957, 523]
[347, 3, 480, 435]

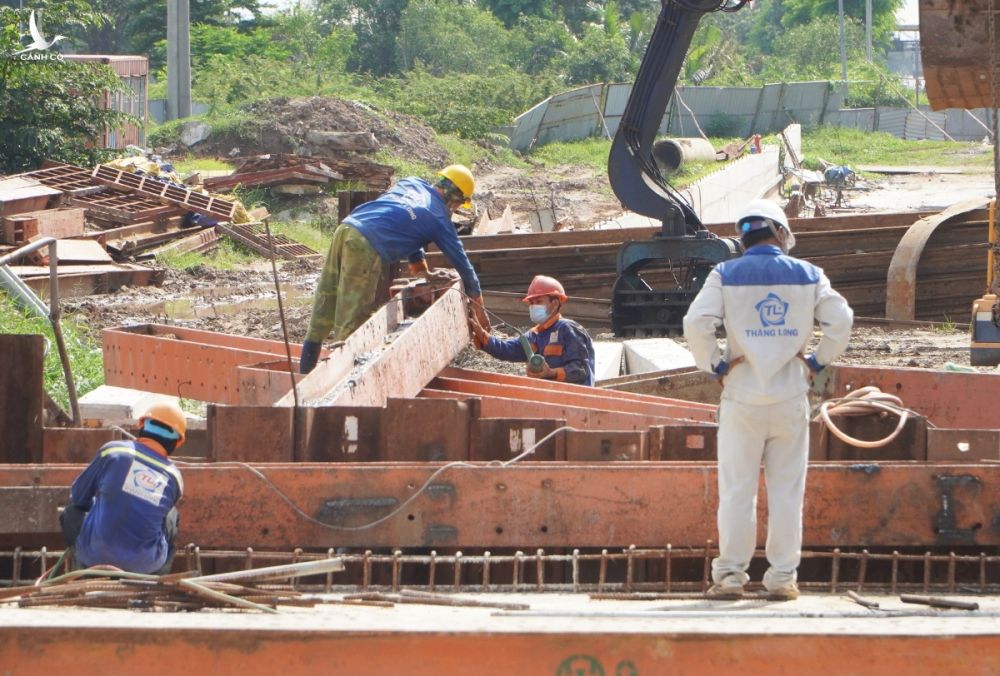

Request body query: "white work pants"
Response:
[712, 394, 810, 590]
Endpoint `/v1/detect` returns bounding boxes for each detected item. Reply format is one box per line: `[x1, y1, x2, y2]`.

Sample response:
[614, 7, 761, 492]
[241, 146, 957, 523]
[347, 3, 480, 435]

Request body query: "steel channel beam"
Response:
[886, 198, 991, 320]
[2, 627, 1000, 674]
[2, 462, 998, 549]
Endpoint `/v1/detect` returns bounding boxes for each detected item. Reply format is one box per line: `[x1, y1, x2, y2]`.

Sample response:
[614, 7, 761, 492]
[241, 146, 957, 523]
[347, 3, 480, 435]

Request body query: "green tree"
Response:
[398, 0, 511, 74]
[317, 0, 408, 75]
[64, 0, 260, 61]
[509, 15, 573, 75]
[561, 19, 631, 85]
[0, 4, 132, 172]
[774, 0, 902, 51]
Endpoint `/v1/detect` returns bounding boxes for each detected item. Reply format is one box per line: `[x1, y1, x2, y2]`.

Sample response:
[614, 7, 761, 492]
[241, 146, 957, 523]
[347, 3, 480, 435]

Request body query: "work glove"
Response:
[526, 360, 555, 380]
[712, 359, 731, 377]
[468, 316, 490, 350]
[408, 259, 430, 277]
[469, 295, 491, 333]
[299, 340, 322, 375]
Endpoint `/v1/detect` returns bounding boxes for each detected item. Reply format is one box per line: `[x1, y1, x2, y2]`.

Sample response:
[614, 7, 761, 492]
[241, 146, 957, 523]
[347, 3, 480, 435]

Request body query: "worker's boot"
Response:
[706, 574, 744, 599]
[766, 582, 800, 601]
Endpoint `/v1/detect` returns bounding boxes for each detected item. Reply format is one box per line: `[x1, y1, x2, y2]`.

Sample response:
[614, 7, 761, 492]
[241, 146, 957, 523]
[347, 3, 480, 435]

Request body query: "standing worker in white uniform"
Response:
[683, 199, 853, 600]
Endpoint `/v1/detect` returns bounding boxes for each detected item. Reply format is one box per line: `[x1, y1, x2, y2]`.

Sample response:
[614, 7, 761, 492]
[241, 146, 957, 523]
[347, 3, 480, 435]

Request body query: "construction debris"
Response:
[3, 558, 345, 613]
[203, 154, 344, 193]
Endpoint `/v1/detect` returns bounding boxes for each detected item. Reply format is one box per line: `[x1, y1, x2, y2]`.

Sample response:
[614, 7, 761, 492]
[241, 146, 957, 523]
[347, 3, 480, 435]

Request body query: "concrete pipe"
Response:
[652, 137, 718, 174]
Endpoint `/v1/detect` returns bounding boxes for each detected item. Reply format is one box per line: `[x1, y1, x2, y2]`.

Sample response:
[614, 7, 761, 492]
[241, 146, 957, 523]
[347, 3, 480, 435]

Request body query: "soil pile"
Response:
[204, 96, 449, 168]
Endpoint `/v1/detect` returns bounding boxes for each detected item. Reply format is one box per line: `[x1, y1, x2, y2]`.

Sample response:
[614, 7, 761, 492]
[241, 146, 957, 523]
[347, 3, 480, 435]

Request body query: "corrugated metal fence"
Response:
[510, 80, 991, 151]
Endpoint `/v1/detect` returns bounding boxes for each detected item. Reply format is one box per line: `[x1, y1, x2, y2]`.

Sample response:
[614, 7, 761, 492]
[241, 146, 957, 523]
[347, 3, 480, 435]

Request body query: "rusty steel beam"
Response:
[826, 365, 1000, 431]
[438, 366, 716, 420]
[886, 199, 991, 320]
[3, 626, 1000, 674]
[2, 462, 999, 549]
[920, 0, 1000, 110]
[103, 324, 318, 405]
[421, 388, 683, 431]
[278, 285, 472, 408]
[431, 376, 712, 423]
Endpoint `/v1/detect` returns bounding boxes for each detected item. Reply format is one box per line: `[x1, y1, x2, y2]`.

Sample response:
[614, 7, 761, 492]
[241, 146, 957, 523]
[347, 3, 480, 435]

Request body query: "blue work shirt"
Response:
[345, 177, 482, 297]
[484, 315, 596, 386]
[69, 440, 184, 574]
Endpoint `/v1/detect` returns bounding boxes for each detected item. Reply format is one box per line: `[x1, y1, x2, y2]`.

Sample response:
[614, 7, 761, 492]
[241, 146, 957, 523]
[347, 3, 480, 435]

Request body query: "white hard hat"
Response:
[735, 199, 795, 252]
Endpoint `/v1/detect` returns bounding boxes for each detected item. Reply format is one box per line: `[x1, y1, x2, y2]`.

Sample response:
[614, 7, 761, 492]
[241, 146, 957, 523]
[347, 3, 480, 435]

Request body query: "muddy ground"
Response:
[67, 165, 993, 376]
[79, 94, 1000, 376]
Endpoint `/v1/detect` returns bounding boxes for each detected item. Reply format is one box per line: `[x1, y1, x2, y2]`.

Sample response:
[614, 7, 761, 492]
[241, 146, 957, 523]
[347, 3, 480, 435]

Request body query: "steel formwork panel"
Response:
[102, 324, 313, 405]
[2, 462, 998, 549]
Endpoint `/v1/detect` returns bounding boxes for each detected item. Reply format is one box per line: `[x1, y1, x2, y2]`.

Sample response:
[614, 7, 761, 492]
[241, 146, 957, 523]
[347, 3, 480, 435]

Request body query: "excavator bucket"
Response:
[920, 0, 1000, 110]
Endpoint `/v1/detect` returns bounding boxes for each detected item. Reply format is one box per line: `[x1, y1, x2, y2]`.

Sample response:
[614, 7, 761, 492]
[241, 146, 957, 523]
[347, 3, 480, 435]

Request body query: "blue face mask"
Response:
[529, 304, 550, 324]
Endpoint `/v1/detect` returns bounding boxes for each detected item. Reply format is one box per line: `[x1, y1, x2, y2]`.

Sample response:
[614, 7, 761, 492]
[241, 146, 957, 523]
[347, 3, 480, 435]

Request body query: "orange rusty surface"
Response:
[2, 462, 999, 548]
[830, 365, 1000, 430]
[431, 376, 712, 422]
[920, 0, 999, 110]
[422, 387, 693, 430]
[441, 366, 717, 414]
[2, 627, 1000, 675]
[102, 324, 313, 405]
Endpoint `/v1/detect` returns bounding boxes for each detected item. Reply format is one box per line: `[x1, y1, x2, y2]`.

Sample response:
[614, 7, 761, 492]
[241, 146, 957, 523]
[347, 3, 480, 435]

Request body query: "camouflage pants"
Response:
[306, 223, 383, 343]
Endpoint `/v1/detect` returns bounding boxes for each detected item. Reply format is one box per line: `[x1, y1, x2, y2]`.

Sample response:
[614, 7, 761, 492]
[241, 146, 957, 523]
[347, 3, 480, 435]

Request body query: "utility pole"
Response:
[166, 0, 192, 120]
[838, 0, 848, 80]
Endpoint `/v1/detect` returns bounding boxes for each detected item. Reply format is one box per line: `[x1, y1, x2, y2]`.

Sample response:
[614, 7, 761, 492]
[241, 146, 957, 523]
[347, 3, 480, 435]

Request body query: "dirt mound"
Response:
[205, 96, 449, 168]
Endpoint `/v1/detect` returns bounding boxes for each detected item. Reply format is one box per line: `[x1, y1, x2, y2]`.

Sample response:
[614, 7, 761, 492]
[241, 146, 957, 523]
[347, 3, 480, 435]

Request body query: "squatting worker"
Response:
[60, 403, 186, 575]
[300, 164, 489, 373]
[683, 199, 853, 601]
[469, 275, 596, 386]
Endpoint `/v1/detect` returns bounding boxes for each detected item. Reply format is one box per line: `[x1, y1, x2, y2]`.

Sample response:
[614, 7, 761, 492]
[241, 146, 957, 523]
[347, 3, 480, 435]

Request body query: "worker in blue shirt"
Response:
[300, 164, 490, 373]
[469, 275, 596, 386]
[59, 404, 186, 575]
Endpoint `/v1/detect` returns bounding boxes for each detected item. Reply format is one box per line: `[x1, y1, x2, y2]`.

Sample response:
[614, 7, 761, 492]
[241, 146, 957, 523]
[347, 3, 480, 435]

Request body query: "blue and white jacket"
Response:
[683, 245, 853, 405]
[484, 315, 596, 386]
[345, 177, 482, 297]
[69, 440, 183, 574]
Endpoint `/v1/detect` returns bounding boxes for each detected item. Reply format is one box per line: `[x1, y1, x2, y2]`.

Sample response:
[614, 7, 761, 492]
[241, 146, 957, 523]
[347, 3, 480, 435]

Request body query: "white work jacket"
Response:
[683, 245, 853, 405]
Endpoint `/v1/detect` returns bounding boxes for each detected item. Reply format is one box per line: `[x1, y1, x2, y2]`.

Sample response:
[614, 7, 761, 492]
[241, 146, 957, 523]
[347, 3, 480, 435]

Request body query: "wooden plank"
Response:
[0, 335, 44, 463]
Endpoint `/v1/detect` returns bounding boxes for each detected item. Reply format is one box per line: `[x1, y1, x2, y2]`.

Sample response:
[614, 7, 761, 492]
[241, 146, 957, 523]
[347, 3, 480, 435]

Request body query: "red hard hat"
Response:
[522, 275, 567, 303]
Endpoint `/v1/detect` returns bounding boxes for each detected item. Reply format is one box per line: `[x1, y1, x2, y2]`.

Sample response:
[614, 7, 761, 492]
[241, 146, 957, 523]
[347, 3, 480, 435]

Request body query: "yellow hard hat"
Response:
[140, 403, 187, 447]
[438, 164, 475, 208]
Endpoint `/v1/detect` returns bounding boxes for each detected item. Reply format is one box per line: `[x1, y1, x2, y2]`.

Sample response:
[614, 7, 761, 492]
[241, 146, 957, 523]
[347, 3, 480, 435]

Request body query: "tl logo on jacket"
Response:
[745, 293, 798, 338]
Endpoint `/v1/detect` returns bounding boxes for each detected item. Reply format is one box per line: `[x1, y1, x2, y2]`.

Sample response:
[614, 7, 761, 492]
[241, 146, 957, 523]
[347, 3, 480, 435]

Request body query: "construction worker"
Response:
[469, 275, 596, 386]
[59, 403, 186, 575]
[300, 164, 489, 373]
[683, 199, 853, 601]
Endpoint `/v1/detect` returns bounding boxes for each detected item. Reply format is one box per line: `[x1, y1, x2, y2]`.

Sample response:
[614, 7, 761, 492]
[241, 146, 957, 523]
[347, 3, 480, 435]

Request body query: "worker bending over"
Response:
[683, 199, 853, 601]
[300, 164, 489, 373]
[470, 275, 596, 386]
[60, 404, 186, 575]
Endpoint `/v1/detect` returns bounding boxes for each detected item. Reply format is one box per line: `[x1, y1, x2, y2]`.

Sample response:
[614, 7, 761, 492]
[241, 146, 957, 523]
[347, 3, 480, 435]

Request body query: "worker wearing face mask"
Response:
[468, 275, 596, 386]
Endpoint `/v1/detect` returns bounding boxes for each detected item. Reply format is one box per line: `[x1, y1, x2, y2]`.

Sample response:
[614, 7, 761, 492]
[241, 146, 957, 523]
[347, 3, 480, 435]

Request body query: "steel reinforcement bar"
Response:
[4, 545, 999, 596]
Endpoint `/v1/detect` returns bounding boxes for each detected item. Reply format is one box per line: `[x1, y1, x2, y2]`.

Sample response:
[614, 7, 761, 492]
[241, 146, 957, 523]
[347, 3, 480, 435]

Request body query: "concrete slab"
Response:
[2, 593, 999, 674]
[592, 341, 623, 380]
[622, 338, 695, 375]
[78, 385, 205, 431]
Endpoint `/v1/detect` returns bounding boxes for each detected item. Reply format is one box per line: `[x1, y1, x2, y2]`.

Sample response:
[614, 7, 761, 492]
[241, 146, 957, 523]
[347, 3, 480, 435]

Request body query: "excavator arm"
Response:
[608, 0, 749, 336]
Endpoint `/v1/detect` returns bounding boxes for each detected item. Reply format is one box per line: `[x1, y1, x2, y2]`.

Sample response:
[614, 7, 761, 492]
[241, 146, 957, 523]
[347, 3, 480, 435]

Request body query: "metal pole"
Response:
[838, 0, 848, 81]
[166, 0, 177, 120]
[47, 242, 80, 426]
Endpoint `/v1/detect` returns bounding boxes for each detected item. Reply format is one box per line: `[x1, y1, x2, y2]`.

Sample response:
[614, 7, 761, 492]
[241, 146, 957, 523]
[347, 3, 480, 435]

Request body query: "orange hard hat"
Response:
[139, 402, 187, 447]
[522, 275, 567, 303]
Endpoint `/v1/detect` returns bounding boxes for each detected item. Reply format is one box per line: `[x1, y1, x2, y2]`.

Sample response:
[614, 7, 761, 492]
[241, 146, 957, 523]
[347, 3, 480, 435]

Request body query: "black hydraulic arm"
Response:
[608, 0, 746, 234]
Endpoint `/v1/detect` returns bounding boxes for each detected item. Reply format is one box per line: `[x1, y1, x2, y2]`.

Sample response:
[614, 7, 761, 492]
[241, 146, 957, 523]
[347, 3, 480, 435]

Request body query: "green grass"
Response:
[375, 150, 435, 181]
[0, 295, 104, 410]
[800, 126, 994, 171]
[270, 220, 333, 253]
[157, 239, 259, 271]
[529, 137, 612, 172]
[171, 156, 234, 175]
